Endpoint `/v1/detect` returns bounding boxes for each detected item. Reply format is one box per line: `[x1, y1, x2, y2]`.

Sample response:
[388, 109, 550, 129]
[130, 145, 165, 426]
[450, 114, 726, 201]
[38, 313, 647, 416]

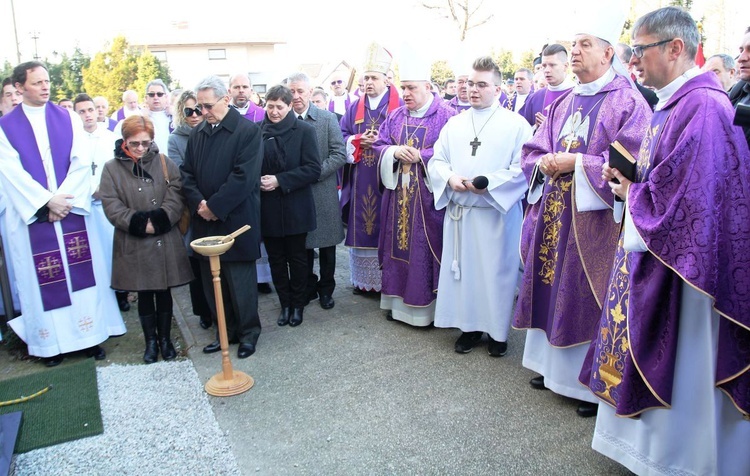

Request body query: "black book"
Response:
[609, 140, 636, 183]
[609, 141, 636, 202]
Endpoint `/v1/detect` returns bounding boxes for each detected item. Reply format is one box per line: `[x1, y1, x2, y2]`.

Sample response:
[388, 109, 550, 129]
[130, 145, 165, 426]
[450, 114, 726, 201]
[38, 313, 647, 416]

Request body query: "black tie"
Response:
[298, 115, 303, 120]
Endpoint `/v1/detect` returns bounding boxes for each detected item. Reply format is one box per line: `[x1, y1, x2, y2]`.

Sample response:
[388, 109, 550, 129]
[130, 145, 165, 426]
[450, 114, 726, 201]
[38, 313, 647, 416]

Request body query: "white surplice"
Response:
[428, 103, 531, 341]
[0, 104, 125, 357]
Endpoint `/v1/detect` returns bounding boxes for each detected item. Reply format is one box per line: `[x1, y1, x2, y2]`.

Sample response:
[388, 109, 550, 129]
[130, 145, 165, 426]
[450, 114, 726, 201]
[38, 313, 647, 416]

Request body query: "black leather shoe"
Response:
[199, 315, 212, 329]
[385, 311, 394, 321]
[118, 300, 130, 312]
[277, 307, 291, 326]
[257, 282, 273, 294]
[44, 355, 64, 367]
[237, 343, 256, 359]
[576, 401, 599, 418]
[289, 308, 304, 327]
[487, 338, 507, 357]
[454, 331, 483, 354]
[203, 340, 221, 353]
[84, 345, 106, 361]
[352, 287, 364, 295]
[530, 375, 547, 390]
[319, 294, 334, 310]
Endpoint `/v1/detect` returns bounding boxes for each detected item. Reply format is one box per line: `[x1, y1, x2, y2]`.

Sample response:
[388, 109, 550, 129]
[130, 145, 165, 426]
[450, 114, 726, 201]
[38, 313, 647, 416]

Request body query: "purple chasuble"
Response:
[241, 102, 265, 123]
[580, 73, 750, 417]
[520, 87, 572, 127]
[373, 95, 456, 306]
[340, 91, 401, 248]
[512, 75, 652, 347]
[0, 105, 96, 311]
[446, 97, 470, 114]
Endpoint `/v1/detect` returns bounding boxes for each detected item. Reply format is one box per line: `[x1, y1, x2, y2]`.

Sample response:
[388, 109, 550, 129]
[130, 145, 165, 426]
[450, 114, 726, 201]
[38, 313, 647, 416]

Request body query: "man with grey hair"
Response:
[287, 72, 346, 310]
[581, 7, 750, 474]
[180, 76, 263, 359]
[508, 68, 533, 112]
[110, 89, 140, 122]
[512, 0, 652, 418]
[702, 53, 738, 92]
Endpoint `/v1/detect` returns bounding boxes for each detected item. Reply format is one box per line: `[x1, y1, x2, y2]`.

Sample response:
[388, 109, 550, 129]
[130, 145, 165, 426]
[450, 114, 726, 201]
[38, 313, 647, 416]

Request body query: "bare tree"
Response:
[421, 0, 494, 42]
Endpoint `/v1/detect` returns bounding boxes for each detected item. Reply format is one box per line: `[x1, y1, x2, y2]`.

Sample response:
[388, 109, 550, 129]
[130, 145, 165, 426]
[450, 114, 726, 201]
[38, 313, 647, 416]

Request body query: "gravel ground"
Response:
[11, 360, 240, 475]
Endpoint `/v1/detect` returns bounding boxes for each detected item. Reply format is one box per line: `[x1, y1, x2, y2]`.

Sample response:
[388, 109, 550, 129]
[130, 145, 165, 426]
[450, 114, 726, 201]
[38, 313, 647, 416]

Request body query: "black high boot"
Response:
[139, 314, 159, 364]
[156, 311, 177, 360]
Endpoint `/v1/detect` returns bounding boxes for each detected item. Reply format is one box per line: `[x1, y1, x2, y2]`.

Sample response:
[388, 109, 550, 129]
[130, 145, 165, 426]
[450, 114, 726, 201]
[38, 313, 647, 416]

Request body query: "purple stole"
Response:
[0, 105, 96, 311]
[524, 93, 608, 344]
[328, 95, 351, 113]
[241, 103, 264, 122]
[107, 118, 117, 131]
[116, 107, 125, 122]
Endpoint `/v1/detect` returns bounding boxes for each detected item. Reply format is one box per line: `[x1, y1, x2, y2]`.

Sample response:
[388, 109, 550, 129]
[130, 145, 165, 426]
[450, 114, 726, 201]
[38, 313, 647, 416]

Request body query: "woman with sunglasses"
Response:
[168, 90, 214, 331]
[99, 115, 193, 363]
[260, 84, 321, 327]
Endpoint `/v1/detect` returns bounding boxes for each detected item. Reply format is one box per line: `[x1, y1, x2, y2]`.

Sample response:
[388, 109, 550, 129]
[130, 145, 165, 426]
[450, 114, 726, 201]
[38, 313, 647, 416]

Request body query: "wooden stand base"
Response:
[205, 370, 254, 397]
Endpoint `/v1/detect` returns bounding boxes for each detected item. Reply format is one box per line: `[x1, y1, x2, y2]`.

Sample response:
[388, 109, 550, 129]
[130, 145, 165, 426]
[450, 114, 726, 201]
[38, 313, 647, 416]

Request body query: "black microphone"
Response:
[472, 175, 489, 190]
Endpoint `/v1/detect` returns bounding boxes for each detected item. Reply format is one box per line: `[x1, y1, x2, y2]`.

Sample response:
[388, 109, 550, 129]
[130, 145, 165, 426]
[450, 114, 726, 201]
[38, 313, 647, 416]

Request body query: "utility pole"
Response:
[10, 0, 21, 63]
[31, 31, 39, 60]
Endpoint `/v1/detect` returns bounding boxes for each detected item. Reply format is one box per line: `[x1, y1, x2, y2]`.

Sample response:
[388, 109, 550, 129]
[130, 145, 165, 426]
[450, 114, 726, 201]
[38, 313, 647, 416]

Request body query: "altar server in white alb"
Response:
[0, 61, 125, 367]
[429, 56, 532, 357]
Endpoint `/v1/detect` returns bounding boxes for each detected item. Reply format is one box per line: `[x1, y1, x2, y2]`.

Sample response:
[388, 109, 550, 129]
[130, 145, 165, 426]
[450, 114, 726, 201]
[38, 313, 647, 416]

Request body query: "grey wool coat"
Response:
[301, 105, 346, 249]
[99, 141, 193, 291]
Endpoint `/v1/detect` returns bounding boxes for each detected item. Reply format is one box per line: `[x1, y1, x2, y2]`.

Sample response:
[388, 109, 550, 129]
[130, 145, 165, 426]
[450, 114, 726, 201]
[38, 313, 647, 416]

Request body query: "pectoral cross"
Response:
[470, 137, 481, 156]
[91, 162, 98, 176]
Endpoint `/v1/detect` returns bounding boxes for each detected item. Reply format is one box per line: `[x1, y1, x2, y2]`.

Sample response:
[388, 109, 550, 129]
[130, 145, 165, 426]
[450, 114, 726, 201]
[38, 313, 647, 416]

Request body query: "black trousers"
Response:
[307, 245, 336, 297]
[264, 233, 308, 309]
[189, 256, 213, 319]
[200, 260, 261, 345]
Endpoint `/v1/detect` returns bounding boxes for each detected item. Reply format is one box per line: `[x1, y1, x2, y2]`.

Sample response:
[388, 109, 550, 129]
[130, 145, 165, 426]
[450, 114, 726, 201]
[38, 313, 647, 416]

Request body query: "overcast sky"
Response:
[1, 0, 747, 68]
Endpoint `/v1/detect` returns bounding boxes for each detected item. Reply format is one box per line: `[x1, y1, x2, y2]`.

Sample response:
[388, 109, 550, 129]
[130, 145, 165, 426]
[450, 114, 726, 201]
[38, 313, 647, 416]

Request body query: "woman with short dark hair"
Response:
[261, 85, 321, 327]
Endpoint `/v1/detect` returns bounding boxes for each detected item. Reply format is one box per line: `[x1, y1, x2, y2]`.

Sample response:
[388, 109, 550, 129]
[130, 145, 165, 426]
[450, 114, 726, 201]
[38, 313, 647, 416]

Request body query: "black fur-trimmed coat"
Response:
[99, 141, 193, 291]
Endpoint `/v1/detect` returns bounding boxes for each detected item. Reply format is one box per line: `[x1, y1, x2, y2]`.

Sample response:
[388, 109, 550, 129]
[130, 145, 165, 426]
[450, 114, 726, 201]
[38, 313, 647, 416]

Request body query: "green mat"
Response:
[0, 358, 103, 453]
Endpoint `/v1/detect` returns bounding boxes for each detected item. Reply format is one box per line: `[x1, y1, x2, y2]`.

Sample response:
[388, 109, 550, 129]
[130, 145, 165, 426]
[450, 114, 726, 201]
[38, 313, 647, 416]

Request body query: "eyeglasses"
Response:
[467, 81, 492, 89]
[330, 79, 343, 86]
[146, 92, 166, 98]
[127, 140, 152, 149]
[631, 39, 674, 58]
[183, 107, 202, 117]
[195, 97, 225, 112]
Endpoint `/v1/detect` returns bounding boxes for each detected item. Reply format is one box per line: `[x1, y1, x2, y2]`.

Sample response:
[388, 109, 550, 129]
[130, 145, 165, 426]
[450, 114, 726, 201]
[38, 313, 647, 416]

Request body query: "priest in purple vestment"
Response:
[579, 8, 750, 475]
[373, 53, 456, 327]
[511, 14, 652, 417]
[229, 73, 265, 123]
[340, 43, 402, 295]
[519, 44, 575, 130]
[0, 61, 125, 366]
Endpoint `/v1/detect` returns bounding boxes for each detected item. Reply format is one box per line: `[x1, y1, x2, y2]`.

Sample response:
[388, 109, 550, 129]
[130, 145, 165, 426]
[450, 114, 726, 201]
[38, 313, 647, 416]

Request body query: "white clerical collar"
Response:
[654, 66, 701, 111]
[548, 78, 576, 92]
[409, 94, 435, 117]
[367, 90, 387, 109]
[517, 93, 529, 99]
[574, 68, 615, 96]
[21, 103, 46, 115]
[472, 102, 500, 115]
[457, 99, 471, 106]
[233, 103, 249, 114]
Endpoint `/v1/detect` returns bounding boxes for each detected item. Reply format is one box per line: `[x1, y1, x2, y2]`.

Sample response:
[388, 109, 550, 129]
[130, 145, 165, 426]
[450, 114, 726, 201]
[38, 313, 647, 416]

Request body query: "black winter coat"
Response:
[259, 111, 321, 237]
[180, 107, 262, 262]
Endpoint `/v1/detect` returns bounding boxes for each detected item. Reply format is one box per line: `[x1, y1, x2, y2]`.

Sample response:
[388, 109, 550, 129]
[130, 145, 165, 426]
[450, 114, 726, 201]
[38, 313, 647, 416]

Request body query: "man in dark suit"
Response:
[729, 28, 750, 149]
[287, 72, 346, 310]
[180, 75, 263, 359]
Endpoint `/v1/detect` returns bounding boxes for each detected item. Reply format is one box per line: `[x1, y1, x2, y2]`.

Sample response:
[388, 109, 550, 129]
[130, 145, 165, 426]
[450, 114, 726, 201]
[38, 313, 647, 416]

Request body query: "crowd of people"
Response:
[0, 4, 749, 474]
